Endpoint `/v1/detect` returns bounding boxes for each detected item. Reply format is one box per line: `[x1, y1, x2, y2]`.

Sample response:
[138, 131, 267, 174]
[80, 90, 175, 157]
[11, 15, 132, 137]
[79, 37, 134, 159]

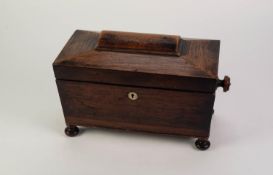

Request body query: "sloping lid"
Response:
[53, 30, 220, 93]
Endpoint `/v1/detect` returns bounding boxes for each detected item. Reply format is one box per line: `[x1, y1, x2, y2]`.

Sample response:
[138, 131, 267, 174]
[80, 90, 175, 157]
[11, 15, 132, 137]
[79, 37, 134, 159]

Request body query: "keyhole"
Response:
[128, 92, 138, 100]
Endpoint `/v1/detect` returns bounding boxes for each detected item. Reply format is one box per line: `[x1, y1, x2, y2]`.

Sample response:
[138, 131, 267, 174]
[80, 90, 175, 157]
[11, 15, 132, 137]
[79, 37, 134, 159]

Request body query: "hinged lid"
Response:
[53, 30, 220, 93]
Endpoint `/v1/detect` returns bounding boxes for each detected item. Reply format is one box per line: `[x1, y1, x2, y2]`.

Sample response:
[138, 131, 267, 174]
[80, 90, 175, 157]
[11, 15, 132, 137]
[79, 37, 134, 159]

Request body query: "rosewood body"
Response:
[53, 30, 230, 150]
[57, 80, 214, 137]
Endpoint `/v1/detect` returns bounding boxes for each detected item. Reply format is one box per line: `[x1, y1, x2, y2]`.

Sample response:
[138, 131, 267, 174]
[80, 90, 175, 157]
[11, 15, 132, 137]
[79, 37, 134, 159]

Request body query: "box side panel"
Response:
[56, 80, 215, 138]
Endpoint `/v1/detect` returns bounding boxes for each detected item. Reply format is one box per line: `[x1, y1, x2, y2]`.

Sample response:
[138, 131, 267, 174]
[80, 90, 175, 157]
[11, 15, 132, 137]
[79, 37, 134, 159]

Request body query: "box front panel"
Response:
[57, 80, 215, 138]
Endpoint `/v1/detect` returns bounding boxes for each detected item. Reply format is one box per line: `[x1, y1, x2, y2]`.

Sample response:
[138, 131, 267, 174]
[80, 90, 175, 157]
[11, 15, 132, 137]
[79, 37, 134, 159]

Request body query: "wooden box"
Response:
[53, 30, 230, 150]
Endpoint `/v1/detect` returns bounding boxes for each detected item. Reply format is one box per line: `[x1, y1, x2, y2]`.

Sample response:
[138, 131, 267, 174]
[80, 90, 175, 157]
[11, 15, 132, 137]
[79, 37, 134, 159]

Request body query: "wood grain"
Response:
[53, 30, 220, 93]
[56, 80, 215, 138]
[95, 30, 183, 56]
[52, 30, 228, 146]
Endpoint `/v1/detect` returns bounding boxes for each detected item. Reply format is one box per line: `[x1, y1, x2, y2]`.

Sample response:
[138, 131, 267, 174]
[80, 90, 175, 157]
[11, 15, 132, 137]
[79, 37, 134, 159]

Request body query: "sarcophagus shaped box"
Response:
[53, 30, 230, 150]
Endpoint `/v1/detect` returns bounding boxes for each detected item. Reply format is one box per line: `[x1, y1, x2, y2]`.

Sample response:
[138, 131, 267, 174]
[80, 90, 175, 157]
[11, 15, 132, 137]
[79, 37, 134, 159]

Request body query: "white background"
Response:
[1, 0, 273, 174]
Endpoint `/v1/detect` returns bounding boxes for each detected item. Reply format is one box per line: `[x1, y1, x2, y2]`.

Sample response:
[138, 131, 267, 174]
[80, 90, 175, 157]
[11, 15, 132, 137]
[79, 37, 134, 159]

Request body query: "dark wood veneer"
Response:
[95, 30, 183, 56]
[53, 30, 230, 150]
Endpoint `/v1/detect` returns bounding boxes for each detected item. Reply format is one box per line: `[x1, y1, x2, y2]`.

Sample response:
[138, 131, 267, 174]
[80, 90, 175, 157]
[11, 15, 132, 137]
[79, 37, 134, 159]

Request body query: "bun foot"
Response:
[195, 138, 210, 150]
[65, 125, 79, 137]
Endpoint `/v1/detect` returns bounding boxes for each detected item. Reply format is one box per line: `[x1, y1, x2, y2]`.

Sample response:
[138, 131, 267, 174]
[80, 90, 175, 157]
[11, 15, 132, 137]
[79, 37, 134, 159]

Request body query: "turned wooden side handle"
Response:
[217, 75, 231, 92]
